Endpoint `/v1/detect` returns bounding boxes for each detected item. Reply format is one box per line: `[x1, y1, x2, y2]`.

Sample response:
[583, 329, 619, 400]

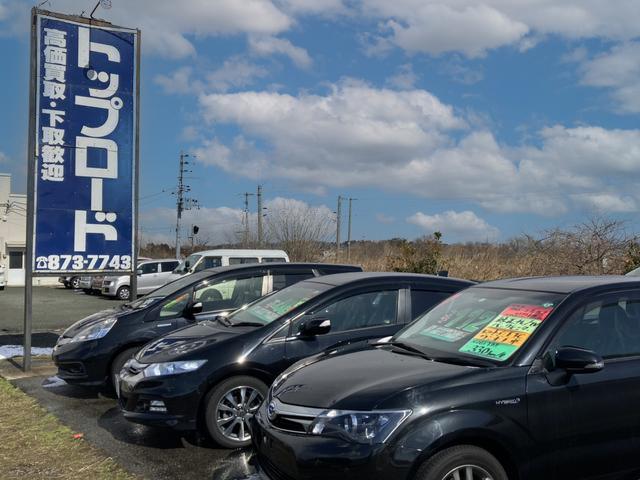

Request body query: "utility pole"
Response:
[336, 195, 343, 262]
[174, 151, 198, 258]
[241, 192, 255, 247]
[257, 185, 263, 247]
[347, 197, 357, 262]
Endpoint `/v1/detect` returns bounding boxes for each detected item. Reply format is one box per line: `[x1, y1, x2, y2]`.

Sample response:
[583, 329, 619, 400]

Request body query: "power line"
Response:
[174, 151, 199, 258]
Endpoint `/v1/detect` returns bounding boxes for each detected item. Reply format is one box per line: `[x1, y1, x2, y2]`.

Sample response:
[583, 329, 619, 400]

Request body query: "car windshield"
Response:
[124, 296, 163, 310]
[393, 287, 566, 365]
[174, 254, 201, 274]
[145, 270, 214, 299]
[227, 281, 331, 326]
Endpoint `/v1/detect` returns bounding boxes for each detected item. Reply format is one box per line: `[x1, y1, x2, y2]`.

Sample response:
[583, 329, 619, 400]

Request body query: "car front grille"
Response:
[267, 399, 322, 434]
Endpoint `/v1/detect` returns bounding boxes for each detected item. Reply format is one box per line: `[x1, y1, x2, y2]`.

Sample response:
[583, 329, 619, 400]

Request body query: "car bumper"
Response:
[52, 338, 110, 386]
[118, 369, 204, 431]
[102, 284, 118, 296]
[251, 403, 412, 480]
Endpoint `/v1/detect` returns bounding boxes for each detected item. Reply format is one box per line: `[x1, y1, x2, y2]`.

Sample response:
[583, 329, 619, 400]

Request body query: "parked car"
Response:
[102, 259, 180, 300]
[171, 249, 289, 278]
[78, 275, 103, 295]
[252, 275, 640, 480]
[58, 275, 81, 289]
[118, 272, 474, 448]
[52, 263, 361, 390]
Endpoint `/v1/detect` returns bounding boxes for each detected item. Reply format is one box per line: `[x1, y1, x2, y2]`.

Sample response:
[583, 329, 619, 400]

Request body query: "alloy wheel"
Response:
[442, 465, 494, 480]
[215, 386, 263, 443]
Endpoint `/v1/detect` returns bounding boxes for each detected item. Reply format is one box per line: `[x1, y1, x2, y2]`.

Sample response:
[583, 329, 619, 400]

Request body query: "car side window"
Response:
[411, 290, 450, 319]
[193, 275, 265, 312]
[551, 295, 640, 359]
[229, 257, 259, 265]
[314, 290, 398, 333]
[272, 271, 315, 291]
[262, 257, 287, 263]
[194, 256, 222, 272]
[140, 262, 159, 274]
[159, 291, 191, 318]
[161, 261, 179, 272]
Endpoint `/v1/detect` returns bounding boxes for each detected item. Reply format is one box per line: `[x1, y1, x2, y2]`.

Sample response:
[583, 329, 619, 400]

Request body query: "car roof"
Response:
[187, 249, 288, 257]
[477, 275, 640, 294]
[303, 271, 475, 288]
[200, 262, 362, 276]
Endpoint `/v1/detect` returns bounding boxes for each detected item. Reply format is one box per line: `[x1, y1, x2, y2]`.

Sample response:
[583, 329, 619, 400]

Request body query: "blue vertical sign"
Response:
[33, 13, 138, 273]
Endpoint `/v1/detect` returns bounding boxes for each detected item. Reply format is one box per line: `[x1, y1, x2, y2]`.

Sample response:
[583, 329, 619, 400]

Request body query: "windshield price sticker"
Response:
[459, 304, 554, 361]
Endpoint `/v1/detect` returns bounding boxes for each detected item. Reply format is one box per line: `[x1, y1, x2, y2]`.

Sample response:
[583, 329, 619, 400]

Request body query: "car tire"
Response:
[70, 277, 80, 289]
[110, 347, 139, 391]
[116, 286, 130, 301]
[204, 376, 268, 449]
[415, 445, 508, 480]
[83, 288, 93, 295]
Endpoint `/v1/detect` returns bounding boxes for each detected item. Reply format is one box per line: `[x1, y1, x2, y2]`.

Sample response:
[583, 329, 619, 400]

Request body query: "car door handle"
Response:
[156, 323, 172, 328]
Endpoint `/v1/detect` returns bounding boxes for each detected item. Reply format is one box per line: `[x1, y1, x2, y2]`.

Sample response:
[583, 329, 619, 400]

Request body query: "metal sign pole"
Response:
[130, 28, 141, 301]
[23, 8, 38, 372]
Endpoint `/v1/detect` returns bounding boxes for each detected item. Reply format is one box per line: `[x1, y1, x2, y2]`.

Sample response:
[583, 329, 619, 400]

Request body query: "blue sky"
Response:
[1, 0, 640, 244]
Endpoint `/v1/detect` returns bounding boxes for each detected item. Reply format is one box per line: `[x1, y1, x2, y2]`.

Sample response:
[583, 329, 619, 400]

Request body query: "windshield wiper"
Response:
[379, 341, 434, 359]
[228, 321, 265, 328]
[216, 315, 233, 327]
[430, 356, 494, 368]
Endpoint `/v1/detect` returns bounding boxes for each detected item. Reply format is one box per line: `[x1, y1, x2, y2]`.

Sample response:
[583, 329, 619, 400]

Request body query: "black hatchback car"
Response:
[118, 272, 473, 448]
[253, 275, 640, 480]
[52, 262, 361, 389]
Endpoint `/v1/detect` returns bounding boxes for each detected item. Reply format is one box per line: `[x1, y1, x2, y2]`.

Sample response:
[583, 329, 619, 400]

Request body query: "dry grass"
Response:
[0, 378, 136, 480]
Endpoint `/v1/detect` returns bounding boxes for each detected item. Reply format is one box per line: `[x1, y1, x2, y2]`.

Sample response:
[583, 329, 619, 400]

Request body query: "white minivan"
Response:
[172, 249, 289, 277]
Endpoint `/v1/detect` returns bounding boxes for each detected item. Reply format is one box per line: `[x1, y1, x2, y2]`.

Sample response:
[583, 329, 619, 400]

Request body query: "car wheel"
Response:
[83, 288, 93, 295]
[204, 376, 268, 449]
[415, 445, 508, 480]
[116, 286, 130, 300]
[110, 347, 139, 391]
[70, 277, 80, 289]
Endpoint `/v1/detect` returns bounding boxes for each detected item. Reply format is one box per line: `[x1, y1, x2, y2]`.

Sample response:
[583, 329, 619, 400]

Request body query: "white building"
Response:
[0, 173, 57, 286]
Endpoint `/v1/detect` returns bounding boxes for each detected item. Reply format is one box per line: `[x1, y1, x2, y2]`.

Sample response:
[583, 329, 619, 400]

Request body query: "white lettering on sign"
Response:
[73, 27, 123, 252]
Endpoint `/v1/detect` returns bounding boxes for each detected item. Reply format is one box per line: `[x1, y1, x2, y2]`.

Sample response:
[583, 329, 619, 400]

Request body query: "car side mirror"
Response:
[555, 346, 604, 374]
[136, 269, 143, 276]
[299, 318, 331, 337]
[187, 302, 203, 318]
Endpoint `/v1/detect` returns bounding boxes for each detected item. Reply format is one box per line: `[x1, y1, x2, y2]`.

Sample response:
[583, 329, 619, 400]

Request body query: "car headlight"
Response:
[308, 409, 411, 444]
[69, 317, 117, 343]
[143, 360, 207, 378]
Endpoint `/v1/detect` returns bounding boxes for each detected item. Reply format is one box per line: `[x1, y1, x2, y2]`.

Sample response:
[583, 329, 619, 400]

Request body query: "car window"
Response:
[551, 295, 640, 359]
[229, 257, 259, 265]
[262, 257, 287, 263]
[411, 290, 450, 319]
[194, 256, 222, 272]
[159, 291, 191, 318]
[194, 275, 264, 312]
[160, 261, 179, 272]
[272, 272, 315, 291]
[314, 290, 398, 332]
[140, 262, 159, 274]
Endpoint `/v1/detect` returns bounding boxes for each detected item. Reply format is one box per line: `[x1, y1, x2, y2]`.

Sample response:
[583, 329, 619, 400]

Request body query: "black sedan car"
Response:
[253, 275, 640, 480]
[52, 262, 360, 389]
[118, 272, 473, 448]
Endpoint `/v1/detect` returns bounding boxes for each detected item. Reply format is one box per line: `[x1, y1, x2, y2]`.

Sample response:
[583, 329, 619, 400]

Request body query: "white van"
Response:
[172, 249, 289, 276]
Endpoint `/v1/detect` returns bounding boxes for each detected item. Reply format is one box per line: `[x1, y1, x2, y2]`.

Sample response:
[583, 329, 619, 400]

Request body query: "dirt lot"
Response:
[12, 375, 260, 480]
[0, 286, 125, 334]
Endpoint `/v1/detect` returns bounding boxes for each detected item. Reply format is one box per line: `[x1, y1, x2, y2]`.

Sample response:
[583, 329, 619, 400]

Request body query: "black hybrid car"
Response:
[52, 262, 360, 389]
[253, 275, 640, 480]
[118, 272, 473, 448]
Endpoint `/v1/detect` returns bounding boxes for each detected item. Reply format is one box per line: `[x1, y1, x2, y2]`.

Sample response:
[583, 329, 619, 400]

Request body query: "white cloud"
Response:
[194, 81, 640, 216]
[572, 193, 638, 213]
[154, 58, 269, 95]
[276, 0, 347, 15]
[1, 0, 292, 58]
[359, 0, 640, 57]
[408, 210, 500, 242]
[579, 42, 640, 113]
[0, 151, 8, 163]
[386, 64, 418, 90]
[249, 36, 312, 69]
[376, 213, 395, 224]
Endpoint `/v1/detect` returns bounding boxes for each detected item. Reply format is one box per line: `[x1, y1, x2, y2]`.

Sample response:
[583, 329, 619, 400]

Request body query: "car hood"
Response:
[135, 320, 255, 363]
[274, 346, 480, 410]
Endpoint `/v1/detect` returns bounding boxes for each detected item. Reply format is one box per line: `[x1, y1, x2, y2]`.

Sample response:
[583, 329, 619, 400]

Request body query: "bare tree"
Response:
[265, 198, 334, 261]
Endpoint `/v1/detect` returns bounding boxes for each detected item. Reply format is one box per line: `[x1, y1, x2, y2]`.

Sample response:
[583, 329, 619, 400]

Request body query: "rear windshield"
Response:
[228, 281, 331, 326]
[395, 287, 566, 364]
